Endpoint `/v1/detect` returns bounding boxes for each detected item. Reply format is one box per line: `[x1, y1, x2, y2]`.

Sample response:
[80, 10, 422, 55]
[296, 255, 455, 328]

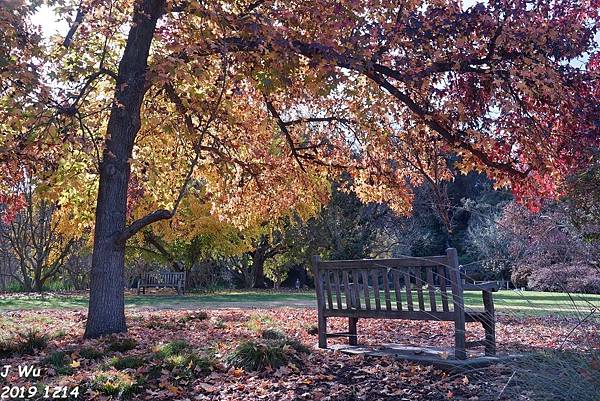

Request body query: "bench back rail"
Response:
[138, 271, 186, 294]
[314, 254, 460, 319]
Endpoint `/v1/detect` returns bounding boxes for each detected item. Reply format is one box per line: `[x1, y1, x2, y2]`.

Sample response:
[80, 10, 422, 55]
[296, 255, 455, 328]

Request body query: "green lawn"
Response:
[0, 290, 599, 317]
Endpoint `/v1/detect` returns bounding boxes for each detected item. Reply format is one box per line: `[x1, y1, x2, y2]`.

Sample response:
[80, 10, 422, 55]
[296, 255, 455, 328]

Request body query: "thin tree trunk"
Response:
[84, 0, 164, 338]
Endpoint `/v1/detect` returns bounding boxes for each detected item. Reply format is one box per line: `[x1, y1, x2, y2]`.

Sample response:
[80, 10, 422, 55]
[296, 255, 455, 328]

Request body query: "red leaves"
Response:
[0, 193, 27, 224]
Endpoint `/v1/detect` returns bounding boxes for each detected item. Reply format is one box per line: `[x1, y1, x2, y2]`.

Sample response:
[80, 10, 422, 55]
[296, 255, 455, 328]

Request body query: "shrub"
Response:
[178, 311, 209, 323]
[226, 337, 309, 372]
[107, 337, 137, 353]
[246, 315, 274, 332]
[80, 347, 103, 360]
[0, 330, 48, 357]
[306, 325, 319, 335]
[18, 329, 48, 355]
[0, 337, 15, 358]
[226, 341, 286, 371]
[109, 356, 145, 370]
[93, 371, 136, 397]
[527, 263, 600, 294]
[279, 338, 310, 354]
[154, 340, 189, 359]
[213, 318, 226, 329]
[44, 351, 72, 375]
[154, 340, 215, 377]
[261, 329, 285, 340]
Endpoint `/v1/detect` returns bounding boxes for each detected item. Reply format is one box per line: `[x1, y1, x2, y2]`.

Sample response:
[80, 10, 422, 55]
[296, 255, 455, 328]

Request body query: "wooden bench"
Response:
[312, 248, 497, 359]
[137, 271, 186, 295]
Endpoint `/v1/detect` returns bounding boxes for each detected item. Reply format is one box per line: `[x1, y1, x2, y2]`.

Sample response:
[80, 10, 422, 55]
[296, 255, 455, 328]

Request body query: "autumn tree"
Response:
[1, 0, 598, 337]
[0, 180, 80, 292]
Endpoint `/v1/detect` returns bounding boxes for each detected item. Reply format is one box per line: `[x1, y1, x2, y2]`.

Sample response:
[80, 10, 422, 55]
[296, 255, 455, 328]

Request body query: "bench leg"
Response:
[482, 291, 496, 356]
[348, 317, 358, 346]
[454, 314, 467, 360]
[318, 314, 327, 349]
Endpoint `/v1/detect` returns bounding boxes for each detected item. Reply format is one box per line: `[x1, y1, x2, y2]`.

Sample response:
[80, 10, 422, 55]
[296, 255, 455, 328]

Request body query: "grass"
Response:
[0, 289, 599, 317]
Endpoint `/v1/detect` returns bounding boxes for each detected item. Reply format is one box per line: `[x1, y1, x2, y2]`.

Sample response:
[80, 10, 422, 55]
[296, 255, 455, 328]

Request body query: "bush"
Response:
[80, 347, 103, 360]
[93, 371, 136, 397]
[107, 337, 137, 352]
[226, 341, 286, 371]
[527, 263, 600, 294]
[0, 330, 48, 357]
[154, 340, 189, 359]
[178, 311, 209, 323]
[154, 340, 215, 377]
[226, 337, 309, 372]
[20, 329, 49, 354]
[109, 356, 145, 370]
[44, 351, 72, 375]
[261, 329, 285, 340]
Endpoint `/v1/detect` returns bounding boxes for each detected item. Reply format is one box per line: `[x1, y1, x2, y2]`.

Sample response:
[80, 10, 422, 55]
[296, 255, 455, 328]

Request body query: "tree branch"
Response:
[264, 97, 307, 172]
[115, 209, 172, 245]
[63, 3, 86, 48]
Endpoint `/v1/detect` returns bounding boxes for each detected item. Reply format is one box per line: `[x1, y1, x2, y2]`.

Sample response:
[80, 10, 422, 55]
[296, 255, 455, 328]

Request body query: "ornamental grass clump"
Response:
[227, 335, 310, 372]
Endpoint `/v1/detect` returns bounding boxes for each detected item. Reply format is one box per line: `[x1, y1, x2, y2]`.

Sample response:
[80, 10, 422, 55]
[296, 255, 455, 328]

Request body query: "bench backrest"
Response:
[142, 271, 185, 286]
[312, 248, 463, 316]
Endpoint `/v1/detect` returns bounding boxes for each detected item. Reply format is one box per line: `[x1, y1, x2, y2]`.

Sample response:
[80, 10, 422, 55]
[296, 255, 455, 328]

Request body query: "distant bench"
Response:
[312, 248, 497, 359]
[137, 271, 186, 295]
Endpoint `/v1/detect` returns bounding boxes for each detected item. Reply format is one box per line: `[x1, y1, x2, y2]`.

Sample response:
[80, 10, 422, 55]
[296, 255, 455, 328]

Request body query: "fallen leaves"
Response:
[0, 307, 598, 400]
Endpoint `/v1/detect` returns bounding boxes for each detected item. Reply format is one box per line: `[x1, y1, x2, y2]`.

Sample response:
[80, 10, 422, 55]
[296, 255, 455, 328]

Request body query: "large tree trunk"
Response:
[84, 0, 164, 338]
[252, 251, 266, 288]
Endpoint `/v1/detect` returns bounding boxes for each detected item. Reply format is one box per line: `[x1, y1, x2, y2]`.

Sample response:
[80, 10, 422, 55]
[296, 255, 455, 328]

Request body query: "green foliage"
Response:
[178, 311, 208, 323]
[154, 340, 215, 377]
[226, 341, 287, 371]
[246, 315, 274, 332]
[80, 347, 103, 360]
[44, 351, 72, 375]
[109, 356, 145, 370]
[154, 340, 189, 359]
[261, 329, 285, 340]
[92, 371, 137, 397]
[212, 318, 226, 329]
[226, 336, 309, 371]
[17, 329, 48, 355]
[5, 281, 26, 292]
[106, 337, 138, 353]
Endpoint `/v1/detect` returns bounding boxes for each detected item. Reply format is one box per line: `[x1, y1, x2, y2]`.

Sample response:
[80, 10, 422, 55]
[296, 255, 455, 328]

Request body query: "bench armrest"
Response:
[463, 282, 499, 292]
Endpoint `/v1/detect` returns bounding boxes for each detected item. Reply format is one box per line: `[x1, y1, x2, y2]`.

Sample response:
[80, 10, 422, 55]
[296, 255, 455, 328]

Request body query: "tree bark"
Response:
[84, 0, 164, 338]
[252, 251, 266, 288]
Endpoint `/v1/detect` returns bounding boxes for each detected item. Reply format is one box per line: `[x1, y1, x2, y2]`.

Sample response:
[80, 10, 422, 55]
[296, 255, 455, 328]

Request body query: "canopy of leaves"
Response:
[1, 0, 599, 232]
